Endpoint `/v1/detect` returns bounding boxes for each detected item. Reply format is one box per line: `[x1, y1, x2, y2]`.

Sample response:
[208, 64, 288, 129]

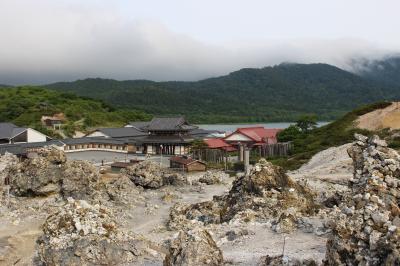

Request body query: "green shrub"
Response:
[269, 102, 391, 170]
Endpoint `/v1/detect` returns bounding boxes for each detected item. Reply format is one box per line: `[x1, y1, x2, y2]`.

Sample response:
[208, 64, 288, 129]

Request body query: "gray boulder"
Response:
[124, 161, 186, 189]
[61, 160, 100, 200]
[7, 147, 100, 199]
[35, 198, 161, 265]
[164, 229, 224, 266]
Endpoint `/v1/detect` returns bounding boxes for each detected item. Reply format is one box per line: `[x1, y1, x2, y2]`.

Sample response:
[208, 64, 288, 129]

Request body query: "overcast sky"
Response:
[0, 0, 399, 85]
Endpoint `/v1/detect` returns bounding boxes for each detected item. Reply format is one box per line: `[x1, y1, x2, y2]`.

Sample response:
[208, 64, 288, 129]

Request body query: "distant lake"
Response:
[197, 121, 330, 133]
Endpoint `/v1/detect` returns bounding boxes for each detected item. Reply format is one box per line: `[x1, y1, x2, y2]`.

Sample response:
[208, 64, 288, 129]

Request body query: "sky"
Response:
[0, 0, 399, 85]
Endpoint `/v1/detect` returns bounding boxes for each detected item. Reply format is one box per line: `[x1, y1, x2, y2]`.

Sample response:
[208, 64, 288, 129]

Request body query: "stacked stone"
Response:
[124, 160, 187, 189]
[168, 159, 317, 233]
[164, 229, 224, 266]
[325, 134, 400, 265]
[198, 170, 228, 185]
[5, 146, 101, 200]
[35, 198, 159, 265]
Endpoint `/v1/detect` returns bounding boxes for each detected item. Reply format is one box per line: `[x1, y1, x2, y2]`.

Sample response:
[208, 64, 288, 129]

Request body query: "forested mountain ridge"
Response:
[0, 86, 150, 137]
[354, 56, 400, 87]
[46, 62, 399, 123]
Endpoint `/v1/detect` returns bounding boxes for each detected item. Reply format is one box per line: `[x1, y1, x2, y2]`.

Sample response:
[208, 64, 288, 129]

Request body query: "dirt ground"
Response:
[123, 174, 328, 265]
[356, 102, 400, 130]
[0, 196, 56, 266]
[289, 143, 353, 186]
[0, 144, 355, 265]
[0, 172, 329, 265]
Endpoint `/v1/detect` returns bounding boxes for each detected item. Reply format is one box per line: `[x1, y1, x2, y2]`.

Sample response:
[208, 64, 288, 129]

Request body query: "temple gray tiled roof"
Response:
[0, 140, 64, 155]
[143, 117, 198, 131]
[0, 122, 27, 140]
[126, 121, 151, 130]
[135, 135, 194, 144]
[62, 137, 128, 145]
[93, 127, 148, 138]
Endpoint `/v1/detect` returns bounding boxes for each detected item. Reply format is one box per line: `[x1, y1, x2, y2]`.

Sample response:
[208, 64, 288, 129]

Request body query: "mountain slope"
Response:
[353, 56, 400, 87]
[272, 101, 392, 170]
[0, 86, 150, 136]
[46, 63, 399, 123]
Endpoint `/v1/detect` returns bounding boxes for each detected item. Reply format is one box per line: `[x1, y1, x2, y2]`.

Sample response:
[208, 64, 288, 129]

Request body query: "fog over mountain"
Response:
[1, 0, 400, 85]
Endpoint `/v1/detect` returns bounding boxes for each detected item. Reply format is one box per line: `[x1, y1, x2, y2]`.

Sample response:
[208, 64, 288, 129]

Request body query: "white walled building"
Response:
[0, 122, 49, 144]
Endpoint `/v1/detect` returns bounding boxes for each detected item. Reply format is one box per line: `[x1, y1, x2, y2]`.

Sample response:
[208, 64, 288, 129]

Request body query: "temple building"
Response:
[0, 117, 222, 157]
[136, 117, 206, 155]
[86, 116, 221, 155]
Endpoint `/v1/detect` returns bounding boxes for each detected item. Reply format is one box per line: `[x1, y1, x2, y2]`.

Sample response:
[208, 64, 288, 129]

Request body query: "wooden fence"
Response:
[192, 141, 293, 164]
[256, 142, 293, 158]
[191, 148, 227, 163]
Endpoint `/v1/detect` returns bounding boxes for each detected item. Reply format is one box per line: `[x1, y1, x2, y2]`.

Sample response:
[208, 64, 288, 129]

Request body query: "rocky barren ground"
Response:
[1, 135, 400, 265]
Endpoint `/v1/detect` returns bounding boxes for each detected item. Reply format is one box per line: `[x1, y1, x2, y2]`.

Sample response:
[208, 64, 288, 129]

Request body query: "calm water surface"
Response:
[197, 122, 330, 132]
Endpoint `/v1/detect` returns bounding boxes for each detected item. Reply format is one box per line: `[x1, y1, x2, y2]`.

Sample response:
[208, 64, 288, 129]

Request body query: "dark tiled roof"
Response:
[126, 121, 151, 130]
[94, 127, 148, 138]
[0, 122, 27, 140]
[0, 140, 64, 155]
[137, 135, 194, 144]
[62, 137, 127, 145]
[144, 117, 197, 131]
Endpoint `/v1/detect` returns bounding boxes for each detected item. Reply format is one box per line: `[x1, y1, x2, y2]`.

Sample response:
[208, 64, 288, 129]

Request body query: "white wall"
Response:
[26, 128, 47, 142]
[147, 145, 153, 154]
[174, 145, 183, 155]
[225, 133, 252, 142]
[86, 131, 109, 138]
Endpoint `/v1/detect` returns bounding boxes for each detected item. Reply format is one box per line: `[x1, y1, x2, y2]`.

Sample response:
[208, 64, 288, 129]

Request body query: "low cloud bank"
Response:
[0, 1, 397, 85]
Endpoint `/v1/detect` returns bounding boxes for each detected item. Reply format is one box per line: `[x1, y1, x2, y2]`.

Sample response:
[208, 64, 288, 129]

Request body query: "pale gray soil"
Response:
[289, 144, 353, 195]
[0, 196, 59, 266]
[0, 144, 355, 265]
[66, 151, 171, 166]
[122, 172, 328, 265]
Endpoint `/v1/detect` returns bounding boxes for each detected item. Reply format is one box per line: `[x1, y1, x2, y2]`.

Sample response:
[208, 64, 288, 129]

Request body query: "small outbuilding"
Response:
[41, 113, 66, 130]
[170, 156, 206, 172]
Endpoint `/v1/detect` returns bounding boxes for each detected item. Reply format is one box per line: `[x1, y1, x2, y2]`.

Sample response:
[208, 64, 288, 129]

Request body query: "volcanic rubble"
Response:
[324, 134, 400, 265]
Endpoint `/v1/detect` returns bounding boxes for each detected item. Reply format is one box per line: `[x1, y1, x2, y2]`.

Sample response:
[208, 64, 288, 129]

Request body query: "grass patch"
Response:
[271, 101, 392, 170]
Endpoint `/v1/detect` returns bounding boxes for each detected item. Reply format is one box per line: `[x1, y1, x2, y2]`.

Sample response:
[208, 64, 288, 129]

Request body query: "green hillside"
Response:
[0, 86, 151, 137]
[272, 102, 392, 170]
[46, 63, 399, 123]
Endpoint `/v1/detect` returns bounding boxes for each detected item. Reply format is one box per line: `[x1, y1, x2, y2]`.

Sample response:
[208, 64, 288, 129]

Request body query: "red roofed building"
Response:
[204, 138, 237, 152]
[224, 127, 281, 146]
[200, 127, 289, 162]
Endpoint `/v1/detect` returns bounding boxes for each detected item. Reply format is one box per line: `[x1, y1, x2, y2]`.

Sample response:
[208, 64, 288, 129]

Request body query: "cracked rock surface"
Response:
[324, 134, 400, 265]
[169, 159, 317, 233]
[34, 198, 162, 266]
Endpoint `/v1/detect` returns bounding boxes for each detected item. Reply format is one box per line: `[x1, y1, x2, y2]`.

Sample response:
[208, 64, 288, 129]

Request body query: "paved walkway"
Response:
[65, 151, 171, 167]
